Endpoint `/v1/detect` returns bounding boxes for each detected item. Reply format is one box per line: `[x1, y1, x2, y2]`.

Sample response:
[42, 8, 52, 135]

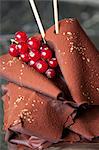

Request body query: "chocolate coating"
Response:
[0, 54, 62, 99]
[46, 18, 99, 106]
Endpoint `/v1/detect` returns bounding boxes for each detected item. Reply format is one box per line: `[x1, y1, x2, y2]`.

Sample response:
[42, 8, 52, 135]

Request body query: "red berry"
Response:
[20, 53, 30, 62]
[27, 37, 40, 50]
[29, 60, 36, 68]
[45, 69, 56, 78]
[48, 58, 58, 68]
[9, 44, 19, 57]
[29, 51, 41, 61]
[15, 31, 27, 43]
[17, 43, 29, 54]
[35, 60, 48, 73]
[40, 44, 49, 51]
[41, 48, 52, 60]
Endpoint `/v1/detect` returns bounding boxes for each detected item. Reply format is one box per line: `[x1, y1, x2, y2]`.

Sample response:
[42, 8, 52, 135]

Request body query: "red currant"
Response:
[17, 43, 29, 54]
[29, 60, 36, 68]
[48, 58, 58, 68]
[29, 51, 41, 62]
[20, 53, 30, 62]
[40, 44, 49, 51]
[9, 44, 19, 57]
[45, 69, 56, 78]
[15, 31, 27, 43]
[41, 48, 52, 60]
[27, 37, 40, 50]
[35, 60, 48, 73]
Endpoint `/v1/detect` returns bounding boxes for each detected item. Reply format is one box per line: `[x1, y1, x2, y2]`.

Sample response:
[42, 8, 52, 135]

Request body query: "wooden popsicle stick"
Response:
[53, 0, 59, 34]
[29, 0, 46, 43]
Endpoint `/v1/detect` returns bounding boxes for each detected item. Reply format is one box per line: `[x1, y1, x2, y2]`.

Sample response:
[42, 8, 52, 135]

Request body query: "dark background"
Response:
[0, 0, 99, 149]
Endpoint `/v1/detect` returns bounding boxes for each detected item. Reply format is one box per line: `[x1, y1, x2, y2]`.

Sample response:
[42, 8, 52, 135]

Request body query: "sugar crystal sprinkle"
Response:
[90, 100, 94, 104]
[96, 88, 99, 91]
[64, 61, 67, 64]
[20, 69, 23, 72]
[41, 101, 44, 104]
[19, 76, 22, 80]
[62, 32, 66, 35]
[58, 49, 61, 53]
[87, 58, 90, 62]
[82, 57, 85, 60]
[32, 104, 35, 107]
[2, 61, 5, 64]
[88, 96, 91, 100]
[67, 32, 72, 36]
[18, 87, 21, 90]
[2, 67, 5, 70]
[22, 64, 25, 68]
[21, 72, 23, 75]
[33, 100, 36, 103]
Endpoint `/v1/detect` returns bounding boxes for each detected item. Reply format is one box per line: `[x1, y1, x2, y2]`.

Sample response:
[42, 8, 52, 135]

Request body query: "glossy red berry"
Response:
[35, 60, 48, 73]
[17, 43, 29, 54]
[20, 53, 30, 62]
[15, 31, 27, 43]
[29, 60, 36, 68]
[45, 69, 56, 78]
[27, 37, 40, 50]
[9, 44, 19, 57]
[40, 44, 49, 51]
[41, 48, 52, 60]
[29, 51, 41, 61]
[48, 58, 58, 68]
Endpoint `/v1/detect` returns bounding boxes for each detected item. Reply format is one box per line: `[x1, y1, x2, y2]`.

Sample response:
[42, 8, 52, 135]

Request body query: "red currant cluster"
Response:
[9, 31, 58, 78]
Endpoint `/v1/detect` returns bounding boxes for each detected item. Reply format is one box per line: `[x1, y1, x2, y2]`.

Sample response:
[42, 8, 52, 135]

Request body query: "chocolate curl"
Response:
[2, 83, 75, 143]
[45, 18, 99, 106]
[0, 53, 62, 99]
[69, 106, 99, 140]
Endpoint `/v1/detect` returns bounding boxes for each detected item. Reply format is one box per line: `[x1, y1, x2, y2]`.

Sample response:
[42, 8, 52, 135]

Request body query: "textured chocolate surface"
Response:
[46, 18, 99, 106]
[69, 106, 99, 140]
[0, 54, 61, 99]
[2, 83, 75, 143]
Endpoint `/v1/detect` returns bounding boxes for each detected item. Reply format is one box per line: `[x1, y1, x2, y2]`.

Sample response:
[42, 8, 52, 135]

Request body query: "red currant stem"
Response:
[10, 39, 18, 44]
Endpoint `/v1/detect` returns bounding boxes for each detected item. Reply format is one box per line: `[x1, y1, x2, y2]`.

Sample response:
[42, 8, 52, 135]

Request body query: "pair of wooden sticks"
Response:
[29, 0, 59, 43]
